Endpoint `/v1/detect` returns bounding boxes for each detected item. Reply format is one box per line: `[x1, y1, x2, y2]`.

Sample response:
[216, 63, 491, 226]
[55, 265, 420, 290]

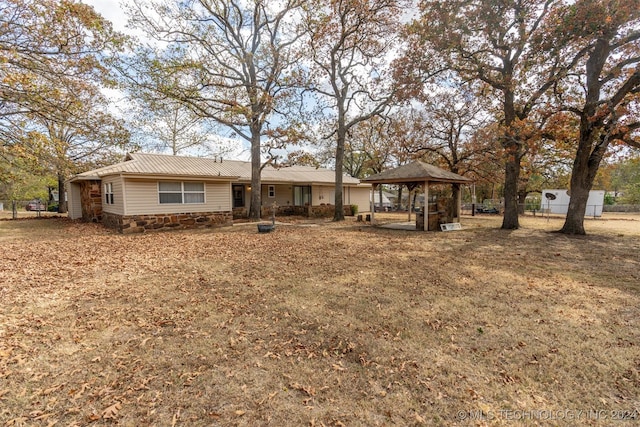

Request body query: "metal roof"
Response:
[69, 152, 362, 185]
[361, 161, 472, 185]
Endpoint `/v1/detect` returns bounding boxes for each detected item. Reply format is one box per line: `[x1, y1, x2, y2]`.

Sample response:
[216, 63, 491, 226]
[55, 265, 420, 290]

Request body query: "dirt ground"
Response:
[0, 214, 639, 426]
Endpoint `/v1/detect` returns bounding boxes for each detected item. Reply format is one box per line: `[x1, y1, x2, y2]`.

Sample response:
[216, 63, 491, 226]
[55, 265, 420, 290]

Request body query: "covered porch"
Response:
[362, 161, 473, 231]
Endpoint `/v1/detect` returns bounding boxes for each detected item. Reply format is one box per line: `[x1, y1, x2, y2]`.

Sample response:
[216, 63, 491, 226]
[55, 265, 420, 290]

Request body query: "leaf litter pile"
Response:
[1, 216, 639, 426]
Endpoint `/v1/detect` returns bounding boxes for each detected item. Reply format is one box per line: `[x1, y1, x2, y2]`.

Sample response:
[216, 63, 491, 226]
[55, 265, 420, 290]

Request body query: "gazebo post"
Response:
[407, 187, 412, 222]
[423, 181, 429, 231]
[370, 184, 376, 224]
[456, 184, 462, 221]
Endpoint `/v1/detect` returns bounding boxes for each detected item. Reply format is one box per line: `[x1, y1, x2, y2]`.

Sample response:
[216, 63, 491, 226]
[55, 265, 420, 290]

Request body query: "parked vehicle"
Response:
[25, 200, 46, 211]
[475, 206, 500, 214]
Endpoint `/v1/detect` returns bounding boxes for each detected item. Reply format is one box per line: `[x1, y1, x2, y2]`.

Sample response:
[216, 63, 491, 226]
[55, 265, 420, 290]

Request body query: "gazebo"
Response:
[362, 161, 473, 231]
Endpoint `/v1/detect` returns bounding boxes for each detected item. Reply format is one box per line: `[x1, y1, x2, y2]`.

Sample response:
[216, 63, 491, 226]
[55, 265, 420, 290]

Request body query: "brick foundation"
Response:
[103, 211, 233, 234]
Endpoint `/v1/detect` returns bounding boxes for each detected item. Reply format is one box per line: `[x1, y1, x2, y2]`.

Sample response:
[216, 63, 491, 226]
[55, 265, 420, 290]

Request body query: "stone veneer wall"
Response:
[258, 204, 354, 218]
[103, 211, 233, 234]
[79, 180, 103, 222]
[232, 207, 248, 219]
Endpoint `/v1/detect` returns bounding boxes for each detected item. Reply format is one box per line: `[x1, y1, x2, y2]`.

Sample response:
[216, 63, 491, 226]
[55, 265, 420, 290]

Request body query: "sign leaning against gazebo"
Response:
[362, 161, 473, 231]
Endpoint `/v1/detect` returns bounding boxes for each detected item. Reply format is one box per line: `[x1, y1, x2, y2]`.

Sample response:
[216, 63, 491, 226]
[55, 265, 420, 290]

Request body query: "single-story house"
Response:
[66, 152, 371, 233]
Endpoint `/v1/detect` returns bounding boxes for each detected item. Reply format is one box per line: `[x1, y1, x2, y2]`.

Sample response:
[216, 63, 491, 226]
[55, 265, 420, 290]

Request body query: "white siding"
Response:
[123, 179, 232, 215]
[313, 185, 334, 206]
[261, 184, 292, 207]
[102, 176, 125, 216]
[345, 186, 371, 213]
[68, 182, 82, 220]
[311, 185, 370, 212]
[311, 185, 371, 212]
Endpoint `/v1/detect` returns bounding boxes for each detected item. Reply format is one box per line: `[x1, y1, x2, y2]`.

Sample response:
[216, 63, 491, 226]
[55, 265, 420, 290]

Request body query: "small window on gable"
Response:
[268, 185, 275, 198]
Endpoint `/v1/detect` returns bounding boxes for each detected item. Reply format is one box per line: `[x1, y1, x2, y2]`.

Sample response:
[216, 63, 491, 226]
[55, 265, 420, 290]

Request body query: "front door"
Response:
[232, 185, 245, 208]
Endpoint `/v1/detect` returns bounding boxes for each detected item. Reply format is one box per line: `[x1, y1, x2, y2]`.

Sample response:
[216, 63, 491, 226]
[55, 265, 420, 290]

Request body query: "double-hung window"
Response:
[104, 183, 114, 204]
[158, 181, 205, 204]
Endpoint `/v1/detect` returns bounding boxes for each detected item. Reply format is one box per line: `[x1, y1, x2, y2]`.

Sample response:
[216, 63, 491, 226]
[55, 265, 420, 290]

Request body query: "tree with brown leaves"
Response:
[303, 0, 400, 221]
[401, 0, 579, 229]
[547, 0, 640, 234]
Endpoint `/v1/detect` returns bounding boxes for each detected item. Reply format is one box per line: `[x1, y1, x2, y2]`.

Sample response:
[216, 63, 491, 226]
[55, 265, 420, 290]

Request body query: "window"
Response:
[293, 186, 311, 206]
[268, 185, 275, 198]
[158, 182, 182, 204]
[104, 183, 114, 204]
[183, 182, 205, 203]
[159, 181, 205, 204]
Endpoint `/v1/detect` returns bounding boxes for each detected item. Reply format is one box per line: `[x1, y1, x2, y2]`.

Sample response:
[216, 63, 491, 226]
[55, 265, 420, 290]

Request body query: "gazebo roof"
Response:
[362, 161, 472, 185]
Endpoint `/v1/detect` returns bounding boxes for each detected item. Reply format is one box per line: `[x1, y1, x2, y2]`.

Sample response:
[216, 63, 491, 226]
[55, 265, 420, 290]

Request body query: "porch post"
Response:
[423, 181, 429, 231]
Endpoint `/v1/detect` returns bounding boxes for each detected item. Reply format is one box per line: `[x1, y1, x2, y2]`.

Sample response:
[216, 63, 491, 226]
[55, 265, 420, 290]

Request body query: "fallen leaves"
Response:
[1, 217, 640, 426]
[42, 384, 65, 396]
[101, 402, 122, 419]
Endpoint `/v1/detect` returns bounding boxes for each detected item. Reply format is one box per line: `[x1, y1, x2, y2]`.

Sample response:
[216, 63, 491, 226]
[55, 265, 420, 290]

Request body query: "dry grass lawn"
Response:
[0, 214, 639, 426]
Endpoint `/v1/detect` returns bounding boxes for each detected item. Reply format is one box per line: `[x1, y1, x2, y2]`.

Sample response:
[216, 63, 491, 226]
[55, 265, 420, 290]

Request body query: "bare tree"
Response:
[128, 99, 233, 157]
[123, 0, 305, 220]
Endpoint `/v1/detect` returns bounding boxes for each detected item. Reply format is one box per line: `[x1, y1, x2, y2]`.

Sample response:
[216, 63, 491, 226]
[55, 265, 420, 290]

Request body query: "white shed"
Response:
[541, 189, 605, 217]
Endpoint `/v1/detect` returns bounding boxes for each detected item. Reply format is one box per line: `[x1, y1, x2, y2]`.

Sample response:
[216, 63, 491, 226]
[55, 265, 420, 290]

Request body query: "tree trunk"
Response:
[451, 183, 460, 220]
[57, 173, 68, 213]
[561, 189, 588, 235]
[517, 190, 527, 215]
[334, 127, 346, 221]
[248, 128, 262, 221]
[560, 131, 607, 235]
[397, 185, 403, 210]
[501, 155, 520, 229]
[501, 85, 520, 230]
[560, 39, 612, 235]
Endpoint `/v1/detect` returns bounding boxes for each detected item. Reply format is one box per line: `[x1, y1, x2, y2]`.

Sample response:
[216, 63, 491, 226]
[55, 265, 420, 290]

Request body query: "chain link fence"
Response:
[461, 200, 609, 218]
[0, 199, 60, 219]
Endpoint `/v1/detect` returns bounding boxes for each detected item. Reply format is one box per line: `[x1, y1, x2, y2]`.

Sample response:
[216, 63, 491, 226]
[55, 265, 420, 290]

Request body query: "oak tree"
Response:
[548, 0, 640, 234]
[0, 0, 123, 123]
[402, 0, 576, 229]
[1, 0, 127, 211]
[123, 0, 305, 220]
[303, 0, 400, 220]
[127, 98, 234, 158]
[17, 82, 130, 212]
